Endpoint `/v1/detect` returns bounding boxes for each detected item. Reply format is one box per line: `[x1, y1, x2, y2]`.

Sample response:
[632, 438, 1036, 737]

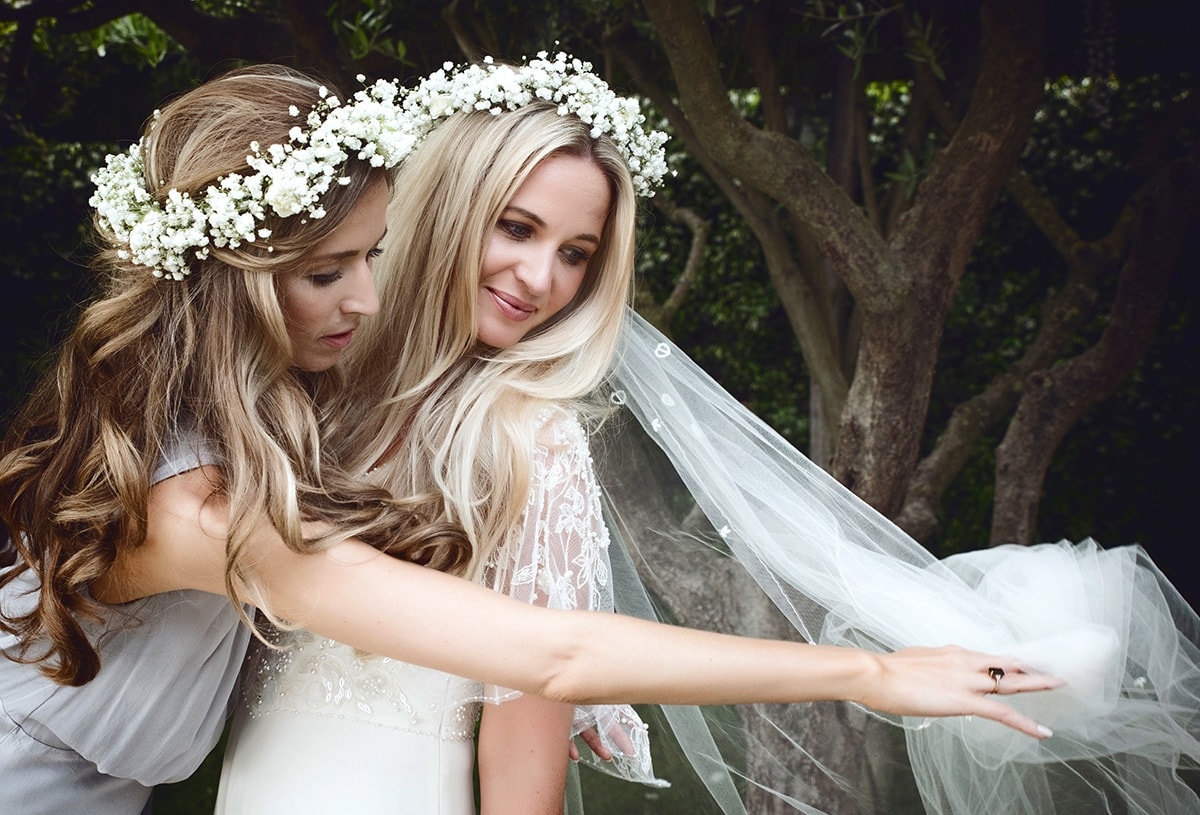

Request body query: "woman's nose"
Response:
[514, 247, 554, 295]
[342, 260, 380, 316]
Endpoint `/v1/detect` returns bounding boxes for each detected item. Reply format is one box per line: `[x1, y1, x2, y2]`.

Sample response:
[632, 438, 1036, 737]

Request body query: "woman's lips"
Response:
[487, 288, 534, 321]
[321, 329, 356, 349]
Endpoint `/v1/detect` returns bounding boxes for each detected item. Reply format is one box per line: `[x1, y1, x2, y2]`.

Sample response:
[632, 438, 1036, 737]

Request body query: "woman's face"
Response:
[277, 178, 388, 372]
[476, 153, 611, 349]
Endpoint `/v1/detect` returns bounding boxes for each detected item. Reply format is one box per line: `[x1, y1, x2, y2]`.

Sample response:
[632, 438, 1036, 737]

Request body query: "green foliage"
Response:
[336, 0, 409, 62]
[807, 1, 901, 78]
[0, 6, 205, 421]
[85, 15, 179, 68]
[0, 135, 97, 420]
[191, 0, 274, 17]
[865, 80, 936, 205]
[904, 11, 945, 81]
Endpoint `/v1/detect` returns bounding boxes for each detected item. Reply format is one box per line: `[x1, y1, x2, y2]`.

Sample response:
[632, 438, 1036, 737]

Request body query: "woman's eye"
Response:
[500, 220, 532, 240]
[308, 271, 343, 286]
[367, 246, 384, 261]
[561, 247, 590, 267]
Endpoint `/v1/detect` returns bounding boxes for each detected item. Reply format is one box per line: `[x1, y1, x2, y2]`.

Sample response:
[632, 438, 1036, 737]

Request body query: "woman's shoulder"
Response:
[531, 405, 587, 450]
[92, 464, 229, 603]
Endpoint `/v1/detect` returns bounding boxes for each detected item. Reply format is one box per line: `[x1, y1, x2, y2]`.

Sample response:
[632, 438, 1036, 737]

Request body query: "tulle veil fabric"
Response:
[581, 308, 1199, 814]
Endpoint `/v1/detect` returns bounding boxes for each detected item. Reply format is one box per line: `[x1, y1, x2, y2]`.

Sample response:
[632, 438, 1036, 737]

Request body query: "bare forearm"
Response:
[542, 613, 877, 707]
[267, 544, 1058, 739]
[477, 696, 573, 815]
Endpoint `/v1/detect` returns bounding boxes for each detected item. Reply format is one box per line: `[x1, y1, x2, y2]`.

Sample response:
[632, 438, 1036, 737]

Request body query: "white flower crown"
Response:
[89, 53, 669, 280]
[403, 52, 670, 197]
[89, 77, 415, 280]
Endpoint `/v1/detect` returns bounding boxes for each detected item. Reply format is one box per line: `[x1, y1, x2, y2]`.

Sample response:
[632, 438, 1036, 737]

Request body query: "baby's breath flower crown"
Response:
[88, 77, 415, 281]
[88, 53, 669, 281]
[405, 52, 670, 197]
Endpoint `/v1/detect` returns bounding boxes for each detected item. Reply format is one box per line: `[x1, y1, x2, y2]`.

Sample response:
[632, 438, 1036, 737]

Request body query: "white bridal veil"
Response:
[587, 308, 1200, 814]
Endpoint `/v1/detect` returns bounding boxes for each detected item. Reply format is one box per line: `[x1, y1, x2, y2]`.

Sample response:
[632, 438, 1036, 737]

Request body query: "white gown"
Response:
[216, 410, 659, 815]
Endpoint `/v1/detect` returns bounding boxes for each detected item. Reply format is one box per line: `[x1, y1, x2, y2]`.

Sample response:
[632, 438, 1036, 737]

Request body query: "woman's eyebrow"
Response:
[308, 229, 388, 262]
[504, 206, 600, 245]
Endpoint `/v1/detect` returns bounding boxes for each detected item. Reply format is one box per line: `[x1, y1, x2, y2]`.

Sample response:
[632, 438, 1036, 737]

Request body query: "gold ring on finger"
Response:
[987, 666, 1005, 694]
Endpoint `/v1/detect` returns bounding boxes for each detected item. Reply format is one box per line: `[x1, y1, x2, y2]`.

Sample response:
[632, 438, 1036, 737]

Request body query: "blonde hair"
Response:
[335, 104, 638, 578]
[0, 65, 468, 686]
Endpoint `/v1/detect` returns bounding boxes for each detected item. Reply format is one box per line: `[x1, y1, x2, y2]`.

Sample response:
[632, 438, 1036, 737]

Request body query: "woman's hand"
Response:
[858, 645, 1063, 739]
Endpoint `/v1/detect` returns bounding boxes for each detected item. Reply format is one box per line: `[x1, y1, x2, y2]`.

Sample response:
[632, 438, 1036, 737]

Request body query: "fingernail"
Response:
[1036, 724, 1053, 739]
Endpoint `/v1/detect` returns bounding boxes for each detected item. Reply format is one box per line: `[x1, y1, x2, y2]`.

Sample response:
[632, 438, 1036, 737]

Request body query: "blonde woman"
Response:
[218, 56, 1067, 815]
[218, 64, 672, 814]
[224, 55, 1199, 815]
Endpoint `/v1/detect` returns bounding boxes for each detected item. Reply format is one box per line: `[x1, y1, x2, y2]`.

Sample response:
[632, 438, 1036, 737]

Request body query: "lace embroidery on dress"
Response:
[482, 408, 613, 619]
[482, 408, 663, 787]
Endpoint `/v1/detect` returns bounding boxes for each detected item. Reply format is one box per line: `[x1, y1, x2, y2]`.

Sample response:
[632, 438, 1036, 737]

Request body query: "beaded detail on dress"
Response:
[243, 626, 481, 741]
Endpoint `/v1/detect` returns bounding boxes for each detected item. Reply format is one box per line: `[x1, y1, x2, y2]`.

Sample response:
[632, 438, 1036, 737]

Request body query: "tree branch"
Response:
[895, 44, 1199, 542]
[607, 36, 848, 417]
[896, 262, 1102, 539]
[991, 146, 1200, 544]
[910, 23, 1113, 287]
[639, 0, 899, 310]
[888, 0, 1044, 301]
[857, 91, 884, 235]
[743, 11, 787, 134]
[882, 13, 934, 236]
[2, 0, 135, 80]
[636, 197, 709, 333]
[609, 20, 849, 419]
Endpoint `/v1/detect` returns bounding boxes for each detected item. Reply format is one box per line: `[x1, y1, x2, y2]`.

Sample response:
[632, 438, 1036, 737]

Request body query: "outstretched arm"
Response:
[133, 466, 1061, 739]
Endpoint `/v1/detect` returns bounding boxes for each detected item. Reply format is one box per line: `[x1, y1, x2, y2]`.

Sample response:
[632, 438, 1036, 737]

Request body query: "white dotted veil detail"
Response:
[592, 308, 1200, 815]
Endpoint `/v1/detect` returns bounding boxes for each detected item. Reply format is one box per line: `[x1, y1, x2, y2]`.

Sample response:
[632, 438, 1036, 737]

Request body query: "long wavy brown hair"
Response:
[0, 65, 469, 687]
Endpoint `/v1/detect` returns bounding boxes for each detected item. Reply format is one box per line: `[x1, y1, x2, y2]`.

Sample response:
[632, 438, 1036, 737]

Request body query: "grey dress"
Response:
[0, 436, 251, 814]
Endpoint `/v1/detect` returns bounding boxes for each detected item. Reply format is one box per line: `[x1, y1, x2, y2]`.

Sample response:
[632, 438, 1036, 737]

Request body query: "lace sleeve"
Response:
[482, 408, 613, 613]
[481, 408, 664, 787]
